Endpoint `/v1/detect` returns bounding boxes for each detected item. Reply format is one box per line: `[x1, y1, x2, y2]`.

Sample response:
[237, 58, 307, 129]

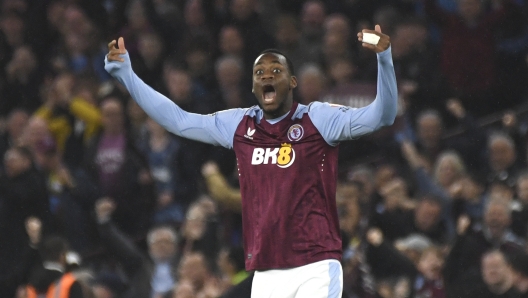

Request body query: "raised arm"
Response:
[104, 37, 244, 149]
[309, 25, 397, 146]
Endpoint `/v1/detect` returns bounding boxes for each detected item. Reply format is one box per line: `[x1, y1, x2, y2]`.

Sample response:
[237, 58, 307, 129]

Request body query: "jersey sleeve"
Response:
[104, 52, 245, 149]
[309, 47, 398, 146]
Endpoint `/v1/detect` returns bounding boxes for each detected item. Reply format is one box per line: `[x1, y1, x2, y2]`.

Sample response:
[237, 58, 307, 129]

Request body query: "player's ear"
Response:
[289, 76, 297, 90]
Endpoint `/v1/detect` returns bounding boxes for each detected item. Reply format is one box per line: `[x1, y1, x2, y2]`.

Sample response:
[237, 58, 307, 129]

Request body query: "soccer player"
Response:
[105, 25, 396, 298]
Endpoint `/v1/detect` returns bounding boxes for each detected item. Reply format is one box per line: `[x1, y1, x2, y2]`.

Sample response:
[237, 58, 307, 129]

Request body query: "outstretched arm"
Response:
[309, 25, 398, 146]
[105, 38, 244, 149]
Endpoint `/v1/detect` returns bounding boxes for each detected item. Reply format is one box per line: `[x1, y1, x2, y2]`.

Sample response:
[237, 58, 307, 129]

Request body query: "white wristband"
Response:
[362, 33, 380, 46]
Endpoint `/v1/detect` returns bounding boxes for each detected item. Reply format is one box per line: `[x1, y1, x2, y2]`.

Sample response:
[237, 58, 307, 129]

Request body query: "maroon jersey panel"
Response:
[233, 102, 342, 271]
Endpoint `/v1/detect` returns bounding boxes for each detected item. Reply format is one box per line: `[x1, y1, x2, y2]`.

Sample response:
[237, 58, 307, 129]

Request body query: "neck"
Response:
[263, 99, 293, 120]
[489, 281, 512, 295]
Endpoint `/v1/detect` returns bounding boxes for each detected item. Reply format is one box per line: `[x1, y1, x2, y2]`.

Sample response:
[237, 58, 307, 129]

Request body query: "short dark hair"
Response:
[258, 49, 295, 76]
[40, 236, 69, 262]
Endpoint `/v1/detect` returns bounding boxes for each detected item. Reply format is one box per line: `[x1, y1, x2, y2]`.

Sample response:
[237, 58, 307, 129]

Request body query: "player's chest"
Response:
[233, 119, 328, 169]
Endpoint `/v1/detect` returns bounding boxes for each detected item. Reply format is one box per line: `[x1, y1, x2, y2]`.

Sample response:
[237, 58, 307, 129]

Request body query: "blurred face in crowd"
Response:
[183, 204, 207, 240]
[458, 0, 483, 23]
[178, 253, 209, 289]
[7, 110, 29, 140]
[22, 117, 50, 149]
[435, 154, 464, 188]
[516, 177, 528, 204]
[324, 14, 350, 40]
[172, 280, 195, 298]
[185, 0, 205, 27]
[489, 138, 515, 172]
[230, 0, 255, 21]
[489, 183, 514, 203]
[165, 69, 192, 103]
[127, 0, 148, 30]
[148, 227, 177, 262]
[217, 249, 235, 276]
[297, 66, 325, 104]
[138, 33, 164, 64]
[216, 57, 242, 89]
[323, 33, 348, 62]
[100, 98, 125, 135]
[375, 165, 397, 190]
[414, 199, 442, 232]
[484, 202, 511, 238]
[4, 148, 31, 178]
[418, 249, 444, 280]
[417, 114, 442, 150]
[0, 13, 24, 46]
[219, 26, 244, 57]
[381, 178, 407, 210]
[329, 59, 355, 85]
[458, 177, 483, 202]
[482, 252, 512, 289]
[146, 118, 166, 137]
[275, 15, 300, 48]
[301, 1, 326, 36]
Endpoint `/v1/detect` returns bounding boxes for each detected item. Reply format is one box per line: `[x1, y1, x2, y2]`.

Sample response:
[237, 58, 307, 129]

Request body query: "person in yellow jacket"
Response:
[34, 73, 101, 166]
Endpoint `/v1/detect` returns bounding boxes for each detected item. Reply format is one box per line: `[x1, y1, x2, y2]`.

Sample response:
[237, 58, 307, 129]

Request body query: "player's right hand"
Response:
[107, 37, 126, 62]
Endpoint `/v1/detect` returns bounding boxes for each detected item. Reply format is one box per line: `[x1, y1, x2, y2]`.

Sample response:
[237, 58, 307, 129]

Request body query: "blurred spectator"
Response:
[467, 249, 520, 298]
[0, 108, 28, 168]
[177, 252, 221, 298]
[83, 97, 154, 236]
[179, 200, 220, 270]
[296, 63, 326, 105]
[27, 235, 85, 298]
[0, 146, 49, 274]
[95, 197, 179, 298]
[423, 0, 517, 116]
[485, 132, 523, 187]
[33, 136, 98, 253]
[299, 0, 326, 64]
[444, 199, 525, 297]
[3, 45, 44, 115]
[132, 31, 166, 91]
[213, 55, 254, 109]
[139, 117, 188, 225]
[513, 173, 528, 238]
[274, 14, 306, 73]
[34, 72, 102, 168]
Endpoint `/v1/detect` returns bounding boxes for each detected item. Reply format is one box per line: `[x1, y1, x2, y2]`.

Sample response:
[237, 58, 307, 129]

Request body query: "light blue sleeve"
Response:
[104, 52, 245, 149]
[309, 47, 398, 146]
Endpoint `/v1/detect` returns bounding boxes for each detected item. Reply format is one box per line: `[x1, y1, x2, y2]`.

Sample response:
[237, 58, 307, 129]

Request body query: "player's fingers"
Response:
[357, 32, 363, 41]
[118, 37, 126, 53]
[108, 40, 116, 51]
[375, 24, 382, 33]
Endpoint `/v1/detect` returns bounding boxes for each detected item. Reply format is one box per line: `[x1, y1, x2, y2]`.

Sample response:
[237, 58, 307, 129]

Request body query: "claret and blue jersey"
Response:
[104, 47, 398, 271]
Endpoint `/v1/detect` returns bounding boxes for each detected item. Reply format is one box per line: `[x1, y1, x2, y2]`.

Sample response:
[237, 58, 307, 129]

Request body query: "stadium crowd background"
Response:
[1, 0, 528, 297]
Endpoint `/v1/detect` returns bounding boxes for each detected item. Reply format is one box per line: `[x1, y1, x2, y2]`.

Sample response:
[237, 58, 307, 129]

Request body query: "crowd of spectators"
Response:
[1, 0, 528, 297]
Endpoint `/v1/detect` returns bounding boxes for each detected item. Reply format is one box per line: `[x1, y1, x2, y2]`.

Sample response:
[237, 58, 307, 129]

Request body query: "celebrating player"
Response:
[105, 24, 396, 298]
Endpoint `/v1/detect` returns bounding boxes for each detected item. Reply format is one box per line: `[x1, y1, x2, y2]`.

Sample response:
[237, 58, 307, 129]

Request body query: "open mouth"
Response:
[262, 85, 276, 103]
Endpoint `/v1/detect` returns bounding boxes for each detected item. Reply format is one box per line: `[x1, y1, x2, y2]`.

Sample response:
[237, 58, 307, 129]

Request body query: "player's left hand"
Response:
[357, 25, 390, 53]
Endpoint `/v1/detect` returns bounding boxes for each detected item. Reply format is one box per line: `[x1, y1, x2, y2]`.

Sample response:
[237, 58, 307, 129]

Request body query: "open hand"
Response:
[357, 25, 390, 53]
[107, 37, 127, 62]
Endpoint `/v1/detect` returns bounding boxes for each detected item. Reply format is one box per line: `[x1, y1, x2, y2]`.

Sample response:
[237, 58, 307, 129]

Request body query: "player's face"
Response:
[252, 53, 297, 119]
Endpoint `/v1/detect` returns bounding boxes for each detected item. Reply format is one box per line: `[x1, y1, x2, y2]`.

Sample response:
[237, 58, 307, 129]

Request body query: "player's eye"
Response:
[255, 70, 264, 75]
[273, 68, 281, 74]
